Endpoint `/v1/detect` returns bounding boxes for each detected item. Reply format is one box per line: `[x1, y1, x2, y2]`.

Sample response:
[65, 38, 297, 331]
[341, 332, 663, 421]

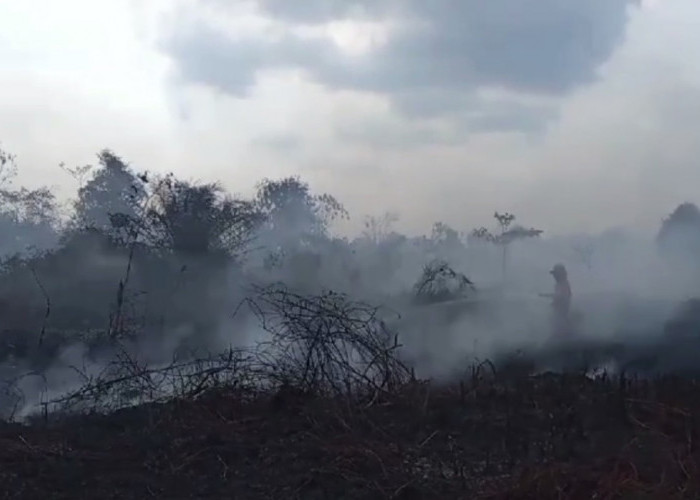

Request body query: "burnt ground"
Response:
[1, 372, 700, 499]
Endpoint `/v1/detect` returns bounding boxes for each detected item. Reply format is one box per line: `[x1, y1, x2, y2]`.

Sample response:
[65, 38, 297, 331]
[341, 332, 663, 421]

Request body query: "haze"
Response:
[3, 0, 700, 420]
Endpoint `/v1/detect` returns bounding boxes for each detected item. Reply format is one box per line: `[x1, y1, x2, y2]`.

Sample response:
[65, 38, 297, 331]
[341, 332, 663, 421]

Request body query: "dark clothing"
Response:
[551, 279, 572, 337]
[552, 280, 571, 316]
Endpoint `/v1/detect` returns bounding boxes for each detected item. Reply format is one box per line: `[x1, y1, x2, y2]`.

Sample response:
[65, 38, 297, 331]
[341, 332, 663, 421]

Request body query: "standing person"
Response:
[540, 263, 572, 338]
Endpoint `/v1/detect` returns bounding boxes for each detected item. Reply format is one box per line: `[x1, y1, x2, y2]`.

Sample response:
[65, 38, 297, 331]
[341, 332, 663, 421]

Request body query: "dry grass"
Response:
[1, 369, 700, 499]
[2, 284, 700, 499]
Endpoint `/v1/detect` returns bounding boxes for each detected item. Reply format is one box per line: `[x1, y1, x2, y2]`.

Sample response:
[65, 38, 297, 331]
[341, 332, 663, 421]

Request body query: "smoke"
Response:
[0, 148, 699, 421]
[362, 211, 700, 380]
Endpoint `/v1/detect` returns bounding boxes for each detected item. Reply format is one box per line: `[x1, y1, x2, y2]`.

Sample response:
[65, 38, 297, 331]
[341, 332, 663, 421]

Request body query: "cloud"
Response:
[3, 0, 700, 240]
[162, 0, 638, 132]
[510, 0, 700, 234]
[260, 0, 637, 92]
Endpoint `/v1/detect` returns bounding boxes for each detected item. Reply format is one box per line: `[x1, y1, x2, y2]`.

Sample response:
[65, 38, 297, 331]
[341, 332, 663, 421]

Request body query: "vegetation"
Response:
[1, 146, 700, 497]
[471, 212, 543, 285]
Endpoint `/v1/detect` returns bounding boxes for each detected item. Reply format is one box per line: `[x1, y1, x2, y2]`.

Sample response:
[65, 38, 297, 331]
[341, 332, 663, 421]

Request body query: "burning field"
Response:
[2, 284, 700, 499]
[0, 162, 699, 498]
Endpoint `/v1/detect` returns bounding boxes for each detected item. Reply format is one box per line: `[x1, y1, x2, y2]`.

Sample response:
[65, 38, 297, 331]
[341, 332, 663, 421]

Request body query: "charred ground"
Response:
[3, 369, 700, 499]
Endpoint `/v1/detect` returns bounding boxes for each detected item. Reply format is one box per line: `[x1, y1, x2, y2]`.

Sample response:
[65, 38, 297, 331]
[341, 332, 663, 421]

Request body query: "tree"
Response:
[362, 212, 399, 244]
[429, 221, 465, 258]
[71, 149, 147, 235]
[0, 145, 56, 225]
[657, 202, 700, 263]
[0, 145, 60, 256]
[254, 176, 348, 253]
[573, 240, 595, 270]
[471, 211, 542, 285]
[145, 175, 262, 258]
[0, 145, 17, 186]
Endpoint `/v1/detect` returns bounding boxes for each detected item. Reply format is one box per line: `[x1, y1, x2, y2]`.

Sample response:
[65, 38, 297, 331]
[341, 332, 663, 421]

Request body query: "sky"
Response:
[0, 0, 699, 237]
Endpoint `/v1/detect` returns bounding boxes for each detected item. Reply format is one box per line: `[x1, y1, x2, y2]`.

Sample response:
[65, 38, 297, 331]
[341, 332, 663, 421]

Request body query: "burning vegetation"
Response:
[1, 147, 700, 497]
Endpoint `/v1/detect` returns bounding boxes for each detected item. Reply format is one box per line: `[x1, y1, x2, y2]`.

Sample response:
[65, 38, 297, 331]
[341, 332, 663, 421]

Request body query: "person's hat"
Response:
[550, 263, 567, 276]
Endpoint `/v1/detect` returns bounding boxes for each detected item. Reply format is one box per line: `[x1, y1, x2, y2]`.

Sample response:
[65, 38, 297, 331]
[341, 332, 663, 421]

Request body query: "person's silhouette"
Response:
[539, 263, 572, 338]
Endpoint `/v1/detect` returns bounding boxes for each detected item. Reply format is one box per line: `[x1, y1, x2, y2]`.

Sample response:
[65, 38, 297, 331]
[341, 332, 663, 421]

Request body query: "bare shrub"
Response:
[42, 346, 259, 415]
[1, 284, 412, 417]
[242, 283, 411, 398]
[413, 259, 475, 305]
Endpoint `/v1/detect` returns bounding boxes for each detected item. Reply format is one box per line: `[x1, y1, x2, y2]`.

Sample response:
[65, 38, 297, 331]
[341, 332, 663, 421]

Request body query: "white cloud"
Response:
[0, 0, 173, 196]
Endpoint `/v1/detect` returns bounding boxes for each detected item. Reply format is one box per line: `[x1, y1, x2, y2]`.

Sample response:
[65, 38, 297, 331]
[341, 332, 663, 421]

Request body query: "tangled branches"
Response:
[39, 347, 260, 416]
[243, 284, 411, 398]
[0, 285, 413, 419]
[413, 259, 475, 305]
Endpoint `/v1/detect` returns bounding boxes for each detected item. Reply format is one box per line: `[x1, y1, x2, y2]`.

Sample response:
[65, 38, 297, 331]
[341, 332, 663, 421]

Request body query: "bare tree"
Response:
[472, 211, 542, 285]
[362, 212, 399, 244]
[0, 145, 17, 186]
[573, 240, 595, 270]
[59, 162, 93, 190]
[413, 259, 475, 304]
[0, 146, 60, 255]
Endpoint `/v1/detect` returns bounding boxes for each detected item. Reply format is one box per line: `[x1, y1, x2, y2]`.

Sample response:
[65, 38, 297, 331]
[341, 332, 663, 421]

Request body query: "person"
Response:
[540, 263, 573, 338]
